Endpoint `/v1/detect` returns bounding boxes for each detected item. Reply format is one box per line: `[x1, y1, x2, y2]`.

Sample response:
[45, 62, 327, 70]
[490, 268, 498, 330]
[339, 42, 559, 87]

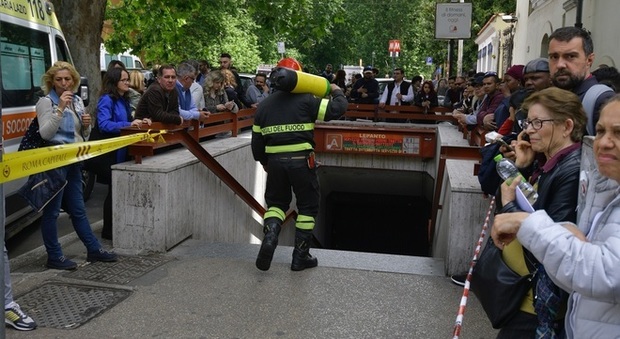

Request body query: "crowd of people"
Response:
[446, 26, 619, 338]
[6, 24, 620, 335]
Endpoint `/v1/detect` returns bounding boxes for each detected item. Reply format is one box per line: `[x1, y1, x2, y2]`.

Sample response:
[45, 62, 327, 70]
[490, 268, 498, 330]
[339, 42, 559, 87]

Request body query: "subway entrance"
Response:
[316, 166, 433, 257]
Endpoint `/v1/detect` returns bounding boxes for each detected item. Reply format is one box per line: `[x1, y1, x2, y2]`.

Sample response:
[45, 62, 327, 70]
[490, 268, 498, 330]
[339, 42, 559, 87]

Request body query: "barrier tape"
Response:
[0, 130, 168, 184]
[452, 196, 496, 339]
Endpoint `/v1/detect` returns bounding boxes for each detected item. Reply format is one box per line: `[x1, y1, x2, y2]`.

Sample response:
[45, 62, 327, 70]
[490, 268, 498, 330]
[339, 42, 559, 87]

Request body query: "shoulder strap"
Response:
[583, 84, 613, 135]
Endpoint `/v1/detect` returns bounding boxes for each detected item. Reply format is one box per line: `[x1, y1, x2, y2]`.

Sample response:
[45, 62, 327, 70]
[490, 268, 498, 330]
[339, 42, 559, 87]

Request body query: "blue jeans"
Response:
[40, 163, 101, 258]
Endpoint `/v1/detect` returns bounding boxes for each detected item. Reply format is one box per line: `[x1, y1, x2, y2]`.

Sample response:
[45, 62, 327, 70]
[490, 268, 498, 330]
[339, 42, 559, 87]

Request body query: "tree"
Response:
[51, 0, 106, 115]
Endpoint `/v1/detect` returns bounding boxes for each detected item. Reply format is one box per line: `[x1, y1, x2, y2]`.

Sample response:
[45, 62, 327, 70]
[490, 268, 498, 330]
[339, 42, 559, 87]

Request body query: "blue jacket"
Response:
[96, 94, 131, 163]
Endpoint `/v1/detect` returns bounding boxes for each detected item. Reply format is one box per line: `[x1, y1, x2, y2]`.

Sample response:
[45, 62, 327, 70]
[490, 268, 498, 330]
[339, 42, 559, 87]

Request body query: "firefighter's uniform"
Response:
[252, 87, 347, 271]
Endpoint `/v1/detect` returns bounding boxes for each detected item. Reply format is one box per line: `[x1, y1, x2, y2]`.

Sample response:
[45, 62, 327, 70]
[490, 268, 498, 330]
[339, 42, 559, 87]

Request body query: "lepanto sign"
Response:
[324, 132, 421, 155]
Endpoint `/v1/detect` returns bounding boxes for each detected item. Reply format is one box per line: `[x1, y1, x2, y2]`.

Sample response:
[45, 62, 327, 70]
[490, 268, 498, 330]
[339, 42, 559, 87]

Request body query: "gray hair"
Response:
[177, 63, 196, 78]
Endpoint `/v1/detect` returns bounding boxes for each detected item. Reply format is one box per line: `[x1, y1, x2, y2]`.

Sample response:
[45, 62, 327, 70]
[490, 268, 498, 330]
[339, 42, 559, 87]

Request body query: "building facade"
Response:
[512, 0, 619, 67]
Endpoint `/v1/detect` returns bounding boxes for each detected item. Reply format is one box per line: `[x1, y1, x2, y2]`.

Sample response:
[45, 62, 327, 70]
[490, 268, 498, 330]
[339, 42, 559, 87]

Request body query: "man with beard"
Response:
[548, 26, 614, 135]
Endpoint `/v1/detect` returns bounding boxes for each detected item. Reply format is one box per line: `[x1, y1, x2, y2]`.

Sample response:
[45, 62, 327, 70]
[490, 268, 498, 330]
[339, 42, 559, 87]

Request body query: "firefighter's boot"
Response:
[291, 229, 318, 271]
[256, 221, 281, 271]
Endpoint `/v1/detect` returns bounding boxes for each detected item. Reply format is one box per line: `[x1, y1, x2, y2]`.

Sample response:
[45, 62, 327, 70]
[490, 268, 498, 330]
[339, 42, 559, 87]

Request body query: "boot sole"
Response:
[291, 259, 318, 271]
[256, 242, 277, 271]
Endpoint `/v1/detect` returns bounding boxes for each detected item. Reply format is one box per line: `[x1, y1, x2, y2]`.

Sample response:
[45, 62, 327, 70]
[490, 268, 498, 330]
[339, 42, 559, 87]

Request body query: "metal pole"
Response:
[0, 19, 6, 339]
[456, 0, 464, 76]
[575, 0, 583, 28]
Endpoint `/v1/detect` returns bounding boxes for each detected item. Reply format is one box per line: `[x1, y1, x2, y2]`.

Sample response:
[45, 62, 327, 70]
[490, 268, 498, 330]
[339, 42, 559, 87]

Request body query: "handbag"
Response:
[18, 117, 50, 151]
[470, 238, 538, 329]
[18, 96, 68, 210]
[18, 167, 68, 212]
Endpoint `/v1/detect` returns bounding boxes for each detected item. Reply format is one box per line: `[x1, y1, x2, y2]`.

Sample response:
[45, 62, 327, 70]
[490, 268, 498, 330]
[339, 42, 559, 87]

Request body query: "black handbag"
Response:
[470, 238, 538, 329]
[18, 117, 50, 151]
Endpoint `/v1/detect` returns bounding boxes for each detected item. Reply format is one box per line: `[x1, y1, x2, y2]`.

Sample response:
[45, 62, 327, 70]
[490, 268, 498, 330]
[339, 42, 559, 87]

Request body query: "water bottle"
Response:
[494, 154, 538, 205]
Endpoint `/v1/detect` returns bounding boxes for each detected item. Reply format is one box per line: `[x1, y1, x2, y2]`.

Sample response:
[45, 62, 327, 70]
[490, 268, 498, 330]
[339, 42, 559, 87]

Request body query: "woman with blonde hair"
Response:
[37, 61, 117, 270]
[203, 70, 238, 114]
[221, 68, 243, 109]
[127, 70, 144, 115]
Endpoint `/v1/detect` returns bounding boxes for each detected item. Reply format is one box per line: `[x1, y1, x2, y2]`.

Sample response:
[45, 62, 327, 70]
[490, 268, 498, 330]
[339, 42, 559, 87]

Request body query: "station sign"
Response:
[389, 39, 401, 57]
[314, 126, 437, 158]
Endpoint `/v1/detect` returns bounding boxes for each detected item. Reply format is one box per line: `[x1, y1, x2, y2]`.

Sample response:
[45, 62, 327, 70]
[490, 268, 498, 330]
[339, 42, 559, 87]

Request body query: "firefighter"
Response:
[252, 58, 347, 271]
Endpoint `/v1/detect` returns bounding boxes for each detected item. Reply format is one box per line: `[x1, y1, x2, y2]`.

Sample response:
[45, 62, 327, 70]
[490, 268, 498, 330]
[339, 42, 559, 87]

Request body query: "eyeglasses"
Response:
[521, 118, 557, 130]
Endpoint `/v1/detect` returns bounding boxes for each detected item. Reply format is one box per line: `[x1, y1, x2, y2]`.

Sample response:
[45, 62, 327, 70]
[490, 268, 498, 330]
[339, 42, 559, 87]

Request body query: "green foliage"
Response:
[105, 0, 515, 77]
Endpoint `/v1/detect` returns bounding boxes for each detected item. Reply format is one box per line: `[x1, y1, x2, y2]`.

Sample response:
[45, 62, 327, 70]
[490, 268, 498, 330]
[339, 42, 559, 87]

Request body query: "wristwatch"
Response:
[55, 107, 63, 117]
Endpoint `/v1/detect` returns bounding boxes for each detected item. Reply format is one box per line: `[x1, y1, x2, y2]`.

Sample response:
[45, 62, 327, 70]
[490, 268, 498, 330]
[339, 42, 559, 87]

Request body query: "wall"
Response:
[112, 135, 271, 253]
[513, 0, 619, 67]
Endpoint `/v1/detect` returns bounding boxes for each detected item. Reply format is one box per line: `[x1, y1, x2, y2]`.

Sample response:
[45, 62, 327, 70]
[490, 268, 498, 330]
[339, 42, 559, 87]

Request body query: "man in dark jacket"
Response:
[252, 58, 347, 272]
[135, 64, 182, 124]
[350, 66, 380, 104]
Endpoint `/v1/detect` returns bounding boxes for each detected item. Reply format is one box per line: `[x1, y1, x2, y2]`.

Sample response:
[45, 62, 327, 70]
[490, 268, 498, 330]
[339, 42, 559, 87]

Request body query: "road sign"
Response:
[277, 42, 285, 54]
[426, 57, 433, 65]
[435, 3, 472, 39]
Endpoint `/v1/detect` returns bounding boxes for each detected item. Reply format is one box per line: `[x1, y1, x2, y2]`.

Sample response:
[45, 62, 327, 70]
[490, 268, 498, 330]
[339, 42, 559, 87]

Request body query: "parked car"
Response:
[238, 73, 255, 95]
[376, 78, 393, 96]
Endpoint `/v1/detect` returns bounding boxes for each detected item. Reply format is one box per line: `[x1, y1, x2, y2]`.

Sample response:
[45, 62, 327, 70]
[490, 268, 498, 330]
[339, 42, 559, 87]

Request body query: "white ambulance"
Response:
[1, 0, 88, 236]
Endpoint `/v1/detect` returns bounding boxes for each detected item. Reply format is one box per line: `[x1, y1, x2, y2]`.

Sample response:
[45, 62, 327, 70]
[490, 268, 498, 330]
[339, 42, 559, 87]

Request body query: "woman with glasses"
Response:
[95, 67, 149, 240]
[490, 87, 586, 337]
[492, 95, 620, 338]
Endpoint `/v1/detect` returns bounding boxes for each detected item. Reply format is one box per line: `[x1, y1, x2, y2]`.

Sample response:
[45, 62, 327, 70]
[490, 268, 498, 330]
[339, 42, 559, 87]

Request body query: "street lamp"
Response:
[372, 51, 376, 67]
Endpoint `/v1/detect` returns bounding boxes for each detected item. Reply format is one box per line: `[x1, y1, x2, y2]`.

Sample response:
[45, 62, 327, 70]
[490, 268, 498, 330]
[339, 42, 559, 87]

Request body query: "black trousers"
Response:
[265, 154, 319, 230]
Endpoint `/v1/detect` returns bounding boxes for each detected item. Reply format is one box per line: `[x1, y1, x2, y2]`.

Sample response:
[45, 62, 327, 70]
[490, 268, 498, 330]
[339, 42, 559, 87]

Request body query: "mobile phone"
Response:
[485, 131, 514, 152]
[495, 138, 514, 152]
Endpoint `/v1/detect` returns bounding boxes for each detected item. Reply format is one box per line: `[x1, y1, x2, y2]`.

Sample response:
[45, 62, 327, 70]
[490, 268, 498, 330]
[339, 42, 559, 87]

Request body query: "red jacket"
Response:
[476, 90, 503, 127]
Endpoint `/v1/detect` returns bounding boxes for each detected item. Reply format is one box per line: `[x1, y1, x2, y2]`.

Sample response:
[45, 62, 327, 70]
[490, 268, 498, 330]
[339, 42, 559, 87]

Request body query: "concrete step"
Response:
[169, 240, 445, 276]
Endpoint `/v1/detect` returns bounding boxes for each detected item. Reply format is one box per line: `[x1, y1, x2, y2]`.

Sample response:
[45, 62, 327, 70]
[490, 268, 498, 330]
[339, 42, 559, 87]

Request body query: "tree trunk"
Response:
[50, 0, 106, 116]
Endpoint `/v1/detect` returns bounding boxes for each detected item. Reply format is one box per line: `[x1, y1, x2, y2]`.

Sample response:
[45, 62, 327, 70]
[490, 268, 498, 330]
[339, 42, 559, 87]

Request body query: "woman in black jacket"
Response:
[414, 80, 439, 110]
[493, 87, 586, 338]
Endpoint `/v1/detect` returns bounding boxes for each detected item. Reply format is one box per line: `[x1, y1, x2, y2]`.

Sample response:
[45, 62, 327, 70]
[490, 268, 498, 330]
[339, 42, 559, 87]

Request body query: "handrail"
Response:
[122, 107, 256, 163]
[344, 103, 456, 123]
[121, 121, 298, 225]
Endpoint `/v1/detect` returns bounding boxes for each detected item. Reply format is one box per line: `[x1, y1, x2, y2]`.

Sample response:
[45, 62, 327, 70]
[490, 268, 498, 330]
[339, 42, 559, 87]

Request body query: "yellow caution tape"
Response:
[0, 130, 168, 184]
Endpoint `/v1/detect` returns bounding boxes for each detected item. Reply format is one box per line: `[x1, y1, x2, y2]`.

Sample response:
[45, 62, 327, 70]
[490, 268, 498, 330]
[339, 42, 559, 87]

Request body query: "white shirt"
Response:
[379, 80, 414, 105]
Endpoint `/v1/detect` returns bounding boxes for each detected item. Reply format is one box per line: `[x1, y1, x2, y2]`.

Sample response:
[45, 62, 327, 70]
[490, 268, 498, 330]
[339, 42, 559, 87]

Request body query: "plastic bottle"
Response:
[494, 154, 538, 205]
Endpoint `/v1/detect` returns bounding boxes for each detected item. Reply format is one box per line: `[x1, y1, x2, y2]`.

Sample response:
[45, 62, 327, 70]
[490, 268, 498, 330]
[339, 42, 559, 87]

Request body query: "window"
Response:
[1, 21, 52, 108]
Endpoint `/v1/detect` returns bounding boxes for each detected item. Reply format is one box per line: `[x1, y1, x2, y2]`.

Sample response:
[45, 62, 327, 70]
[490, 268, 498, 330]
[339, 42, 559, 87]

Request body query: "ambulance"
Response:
[1, 0, 88, 236]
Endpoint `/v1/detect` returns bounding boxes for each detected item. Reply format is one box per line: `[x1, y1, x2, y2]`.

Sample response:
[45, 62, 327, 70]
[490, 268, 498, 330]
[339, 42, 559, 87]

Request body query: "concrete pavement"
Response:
[7, 229, 499, 338]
